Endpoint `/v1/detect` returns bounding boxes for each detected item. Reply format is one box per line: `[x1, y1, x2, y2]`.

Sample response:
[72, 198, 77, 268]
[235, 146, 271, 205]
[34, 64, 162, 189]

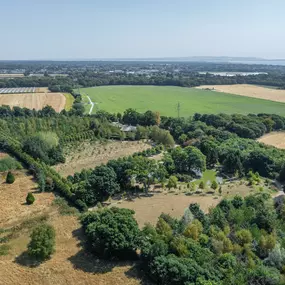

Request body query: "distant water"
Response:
[229, 60, 285, 66]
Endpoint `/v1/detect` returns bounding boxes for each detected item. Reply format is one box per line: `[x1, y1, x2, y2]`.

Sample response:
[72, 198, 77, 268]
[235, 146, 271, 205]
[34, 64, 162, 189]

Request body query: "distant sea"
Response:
[229, 60, 285, 66]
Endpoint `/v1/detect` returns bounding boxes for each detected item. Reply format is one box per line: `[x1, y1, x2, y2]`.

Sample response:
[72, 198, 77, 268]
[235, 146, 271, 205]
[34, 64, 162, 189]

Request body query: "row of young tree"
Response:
[81, 193, 285, 284]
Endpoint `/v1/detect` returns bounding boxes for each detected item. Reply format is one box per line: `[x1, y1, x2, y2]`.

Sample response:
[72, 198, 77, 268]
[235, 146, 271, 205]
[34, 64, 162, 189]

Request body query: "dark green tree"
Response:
[26, 192, 35, 205]
[27, 224, 55, 260]
[6, 171, 15, 184]
[81, 207, 140, 259]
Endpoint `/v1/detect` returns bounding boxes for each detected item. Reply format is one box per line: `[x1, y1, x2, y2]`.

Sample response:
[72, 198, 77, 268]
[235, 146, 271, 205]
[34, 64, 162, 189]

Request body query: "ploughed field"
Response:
[80, 85, 285, 117]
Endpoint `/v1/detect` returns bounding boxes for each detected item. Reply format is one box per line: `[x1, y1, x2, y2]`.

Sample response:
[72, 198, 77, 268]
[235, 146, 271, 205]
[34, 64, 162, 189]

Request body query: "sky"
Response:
[1, 0, 285, 60]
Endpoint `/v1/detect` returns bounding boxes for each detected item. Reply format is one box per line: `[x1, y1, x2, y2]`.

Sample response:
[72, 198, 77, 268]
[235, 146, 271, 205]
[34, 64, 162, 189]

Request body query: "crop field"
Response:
[0, 87, 36, 94]
[197, 84, 285, 103]
[80, 85, 285, 117]
[257, 132, 285, 149]
[0, 92, 66, 112]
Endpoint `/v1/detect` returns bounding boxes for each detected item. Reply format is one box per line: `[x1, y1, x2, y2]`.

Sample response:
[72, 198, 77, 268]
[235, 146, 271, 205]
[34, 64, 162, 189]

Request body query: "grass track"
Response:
[80, 85, 285, 117]
[63, 93, 75, 111]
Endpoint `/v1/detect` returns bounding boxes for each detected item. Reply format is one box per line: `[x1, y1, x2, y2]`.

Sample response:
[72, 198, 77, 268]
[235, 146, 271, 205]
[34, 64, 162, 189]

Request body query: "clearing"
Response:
[196, 84, 285, 103]
[0, 171, 55, 227]
[80, 85, 285, 117]
[115, 193, 220, 226]
[0, 170, 151, 285]
[0, 92, 66, 112]
[257, 132, 285, 149]
[54, 140, 151, 176]
[114, 180, 277, 227]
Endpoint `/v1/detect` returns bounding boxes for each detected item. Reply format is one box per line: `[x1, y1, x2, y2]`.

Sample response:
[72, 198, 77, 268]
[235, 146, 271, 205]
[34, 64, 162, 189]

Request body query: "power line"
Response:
[177, 102, 180, 118]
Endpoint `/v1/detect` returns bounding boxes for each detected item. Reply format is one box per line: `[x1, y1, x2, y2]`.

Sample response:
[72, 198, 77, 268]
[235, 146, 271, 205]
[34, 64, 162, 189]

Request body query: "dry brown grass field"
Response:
[115, 192, 220, 226]
[0, 170, 151, 285]
[0, 171, 55, 227]
[54, 140, 151, 176]
[0, 92, 66, 112]
[113, 181, 267, 227]
[257, 132, 285, 149]
[0, 168, 276, 284]
[196, 84, 285, 103]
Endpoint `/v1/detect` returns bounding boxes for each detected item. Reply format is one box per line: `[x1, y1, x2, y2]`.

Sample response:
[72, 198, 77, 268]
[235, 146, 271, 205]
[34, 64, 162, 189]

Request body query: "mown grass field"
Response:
[80, 85, 285, 117]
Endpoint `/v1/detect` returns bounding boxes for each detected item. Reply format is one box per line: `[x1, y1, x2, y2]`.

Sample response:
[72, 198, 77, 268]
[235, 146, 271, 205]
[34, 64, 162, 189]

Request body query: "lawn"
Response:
[195, 170, 217, 186]
[80, 85, 285, 117]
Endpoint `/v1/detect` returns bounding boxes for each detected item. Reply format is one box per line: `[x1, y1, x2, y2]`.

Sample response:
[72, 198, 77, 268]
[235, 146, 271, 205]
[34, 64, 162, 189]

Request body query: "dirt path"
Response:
[196, 84, 285, 103]
[86, 94, 95, 114]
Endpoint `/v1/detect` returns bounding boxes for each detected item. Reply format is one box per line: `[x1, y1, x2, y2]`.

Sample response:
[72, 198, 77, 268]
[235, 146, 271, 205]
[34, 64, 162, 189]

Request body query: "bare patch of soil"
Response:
[54, 140, 151, 176]
[196, 84, 285, 103]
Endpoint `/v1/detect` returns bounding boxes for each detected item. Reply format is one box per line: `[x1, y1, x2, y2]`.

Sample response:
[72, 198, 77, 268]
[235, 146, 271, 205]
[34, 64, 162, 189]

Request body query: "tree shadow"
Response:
[14, 251, 43, 268]
[68, 227, 140, 275]
[124, 263, 154, 285]
[68, 249, 136, 274]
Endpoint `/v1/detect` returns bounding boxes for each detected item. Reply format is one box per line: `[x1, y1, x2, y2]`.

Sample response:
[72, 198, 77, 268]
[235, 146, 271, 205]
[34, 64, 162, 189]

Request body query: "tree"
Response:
[236, 229, 253, 246]
[122, 108, 141, 125]
[27, 224, 55, 260]
[83, 165, 120, 205]
[183, 219, 203, 240]
[199, 181, 205, 189]
[26, 192, 35, 205]
[81, 207, 140, 259]
[127, 156, 166, 194]
[199, 139, 219, 167]
[211, 181, 218, 190]
[184, 146, 206, 173]
[6, 171, 15, 184]
[167, 176, 178, 190]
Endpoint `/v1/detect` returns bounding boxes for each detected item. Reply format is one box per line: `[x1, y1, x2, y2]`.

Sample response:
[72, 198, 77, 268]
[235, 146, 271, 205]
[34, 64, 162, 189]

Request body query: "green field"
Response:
[80, 85, 285, 117]
[63, 93, 75, 111]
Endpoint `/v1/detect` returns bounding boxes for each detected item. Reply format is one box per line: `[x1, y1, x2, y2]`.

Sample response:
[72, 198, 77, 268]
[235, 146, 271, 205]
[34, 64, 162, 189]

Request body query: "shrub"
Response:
[199, 181, 205, 189]
[6, 171, 15, 184]
[211, 180, 218, 190]
[27, 224, 55, 260]
[167, 176, 178, 190]
[26, 192, 35, 205]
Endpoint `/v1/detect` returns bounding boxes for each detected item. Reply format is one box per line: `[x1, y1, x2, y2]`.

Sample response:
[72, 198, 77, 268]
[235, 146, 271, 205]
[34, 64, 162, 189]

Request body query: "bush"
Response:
[199, 181, 205, 189]
[6, 171, 15, 184]
[26, 192, 35, 205]
[28, 224, 55, 260]
[0, 156, 22, 172]
[211, 180, 218, 190]
[167, 176, 178, 190]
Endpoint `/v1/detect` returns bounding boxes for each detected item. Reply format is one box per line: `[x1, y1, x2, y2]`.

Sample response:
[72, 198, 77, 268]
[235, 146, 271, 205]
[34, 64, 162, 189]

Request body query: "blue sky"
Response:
[1, 0, 285, 59]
